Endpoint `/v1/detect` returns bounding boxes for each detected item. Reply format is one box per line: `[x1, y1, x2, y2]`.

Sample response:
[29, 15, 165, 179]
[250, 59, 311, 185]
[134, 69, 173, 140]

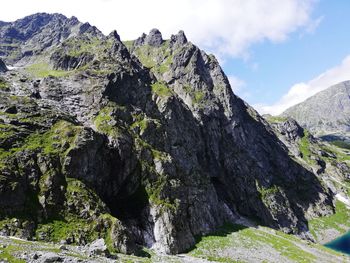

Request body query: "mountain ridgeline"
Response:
[0, 13, 344, 256]
[282, 80, 350, 142]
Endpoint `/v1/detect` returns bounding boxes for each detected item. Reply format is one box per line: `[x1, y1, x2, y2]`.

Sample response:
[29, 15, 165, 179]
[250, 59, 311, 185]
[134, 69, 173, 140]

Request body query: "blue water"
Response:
[325, 232, 350, 255]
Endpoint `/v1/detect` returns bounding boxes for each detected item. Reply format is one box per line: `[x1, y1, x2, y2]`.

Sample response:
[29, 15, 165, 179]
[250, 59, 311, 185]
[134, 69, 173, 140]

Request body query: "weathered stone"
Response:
[108, 30, 121, 41]
[0, 13, 340, 256]
[88, 238, 109, 257]
[41, 252, 63, 263]
[50, 51, 94, 70]
[134, 33, 146, 46]
[144, 28, 163, 46]
[0, 13, 104, 64]
[110, 221, 137, 254]
[170, 30, 187, 46]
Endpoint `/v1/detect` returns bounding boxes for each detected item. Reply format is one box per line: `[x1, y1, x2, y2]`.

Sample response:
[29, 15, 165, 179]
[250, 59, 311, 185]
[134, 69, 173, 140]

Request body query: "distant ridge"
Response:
[282, 80, 350, 140]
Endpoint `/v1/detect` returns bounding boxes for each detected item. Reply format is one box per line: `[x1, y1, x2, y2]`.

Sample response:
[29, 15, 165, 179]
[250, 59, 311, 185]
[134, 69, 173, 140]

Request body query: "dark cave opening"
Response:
[107, 183, 149, 221]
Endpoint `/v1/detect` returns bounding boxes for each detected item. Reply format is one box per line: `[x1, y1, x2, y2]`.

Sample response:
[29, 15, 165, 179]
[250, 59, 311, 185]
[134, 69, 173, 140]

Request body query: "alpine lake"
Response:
[325, 232, 350, 256]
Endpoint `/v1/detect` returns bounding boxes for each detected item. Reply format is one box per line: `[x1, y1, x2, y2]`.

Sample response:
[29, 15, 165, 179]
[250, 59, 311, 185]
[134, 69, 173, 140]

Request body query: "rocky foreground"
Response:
[1, 220, 349, 263]
[0, 13, 349, 261]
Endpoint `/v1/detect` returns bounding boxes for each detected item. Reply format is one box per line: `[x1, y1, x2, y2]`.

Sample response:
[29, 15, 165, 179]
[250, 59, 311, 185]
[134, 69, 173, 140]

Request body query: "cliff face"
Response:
[0, 13, 334, 254]
[268, 116, 350, 188]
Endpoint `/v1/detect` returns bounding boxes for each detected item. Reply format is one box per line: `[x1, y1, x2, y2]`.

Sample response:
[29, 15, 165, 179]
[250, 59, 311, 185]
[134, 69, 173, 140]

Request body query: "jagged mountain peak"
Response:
[108, 30, 121, 41]
[14, 12, 72, 23]
[134, 28, 163, 47]
[0, 12, 347, 258]
[170, 30, 187, 45]
[134, 29, 188, 47]
[1, 12, 80, 40]
[146, 28, 163, 46]
[0, 12, 103, 65]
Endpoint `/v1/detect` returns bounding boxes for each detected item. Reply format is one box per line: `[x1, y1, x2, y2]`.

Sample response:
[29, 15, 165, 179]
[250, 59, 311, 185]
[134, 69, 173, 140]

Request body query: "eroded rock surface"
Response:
[0, 13, 338, 255]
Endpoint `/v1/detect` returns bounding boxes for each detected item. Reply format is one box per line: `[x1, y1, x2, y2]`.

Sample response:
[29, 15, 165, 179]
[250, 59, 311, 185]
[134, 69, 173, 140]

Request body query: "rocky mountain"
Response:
[282, 81, 350, 141]
[0, 13, 102, 66]
[0, 13, 348, 260]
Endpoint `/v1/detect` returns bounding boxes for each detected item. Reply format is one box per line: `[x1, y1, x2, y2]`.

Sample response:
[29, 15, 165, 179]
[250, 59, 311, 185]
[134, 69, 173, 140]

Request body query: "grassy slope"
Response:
[309, 201, 350, 244]
[188, 223, 347, 263]
[2, 221, 349, 263]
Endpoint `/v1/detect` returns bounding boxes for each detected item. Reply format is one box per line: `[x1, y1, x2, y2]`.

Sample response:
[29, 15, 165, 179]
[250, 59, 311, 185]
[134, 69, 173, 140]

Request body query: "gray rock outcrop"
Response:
[170, 30, 187, 46]
[0, 13, 103, 65]
[145, 28, 163, 46]
[0, 13, 337, 256]
[88, 239, 109, 257]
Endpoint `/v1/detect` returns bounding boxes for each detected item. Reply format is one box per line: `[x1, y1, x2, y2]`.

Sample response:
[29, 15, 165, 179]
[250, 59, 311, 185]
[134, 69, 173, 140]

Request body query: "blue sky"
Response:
[1, 0, 349, 114]
[226, 0, 350, 112]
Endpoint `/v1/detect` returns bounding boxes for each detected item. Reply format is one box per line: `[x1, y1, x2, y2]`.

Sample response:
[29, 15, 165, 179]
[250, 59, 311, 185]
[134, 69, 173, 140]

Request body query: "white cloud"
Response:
[255, 55, 350, 115]
[0, 0, 318, 58]
[304, 15, 324, 34]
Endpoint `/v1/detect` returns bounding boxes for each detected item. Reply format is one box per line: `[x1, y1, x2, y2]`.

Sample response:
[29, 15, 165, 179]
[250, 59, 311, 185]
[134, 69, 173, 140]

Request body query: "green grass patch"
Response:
[0, 123, 18, 141]
[344, 181, 350, 199]
[257, 184, 279, 202]
[62, 37, 113, 58]
[22, 120, 80, 156]
[309, 200, 350, 241]
[133, 41, 173, 74]
[130, 113, 149, 134]
[8, 95, 32, 104]
[123, 40, 134, 51]
[131, 139, 178, 212]
[151, 82, 172, 98]
[330, 140, 350, 150]
[146, 174, 177, 211]
[0, 77, 9, 91]
[193, 90, 205, 105]
[26, 63, 72, 78]
[134, 45, 158, 68]
[0, 245, 25, 263]
[183, 86, 206, 106]
[298, 130, 314, 163]
[0, 120, 81, 169]
[190, 223, 318, 263]
[36, 187, 110, 245]
[321, 143, 350, 163]
[158, 56, 173, 74]
[265, 116, 288, 123]
[36, 218, 98, 243]
[98, 214, 119, 255]
[65, 177, 106, 214]
[94, 104, 122, 138]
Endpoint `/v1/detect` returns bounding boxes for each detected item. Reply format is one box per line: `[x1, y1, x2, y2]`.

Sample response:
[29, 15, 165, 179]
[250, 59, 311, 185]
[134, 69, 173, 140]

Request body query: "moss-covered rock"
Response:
[0, 15, 347, 258]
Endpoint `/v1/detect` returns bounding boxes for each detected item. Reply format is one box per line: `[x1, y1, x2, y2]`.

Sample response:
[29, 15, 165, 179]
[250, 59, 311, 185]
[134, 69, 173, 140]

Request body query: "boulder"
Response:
[41, 252, 63, 263]
[88, 238, 109, 257]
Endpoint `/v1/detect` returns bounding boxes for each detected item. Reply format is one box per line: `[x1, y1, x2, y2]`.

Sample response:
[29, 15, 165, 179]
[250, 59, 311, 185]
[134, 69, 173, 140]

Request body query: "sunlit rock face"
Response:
[0, 13, 335, 254]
